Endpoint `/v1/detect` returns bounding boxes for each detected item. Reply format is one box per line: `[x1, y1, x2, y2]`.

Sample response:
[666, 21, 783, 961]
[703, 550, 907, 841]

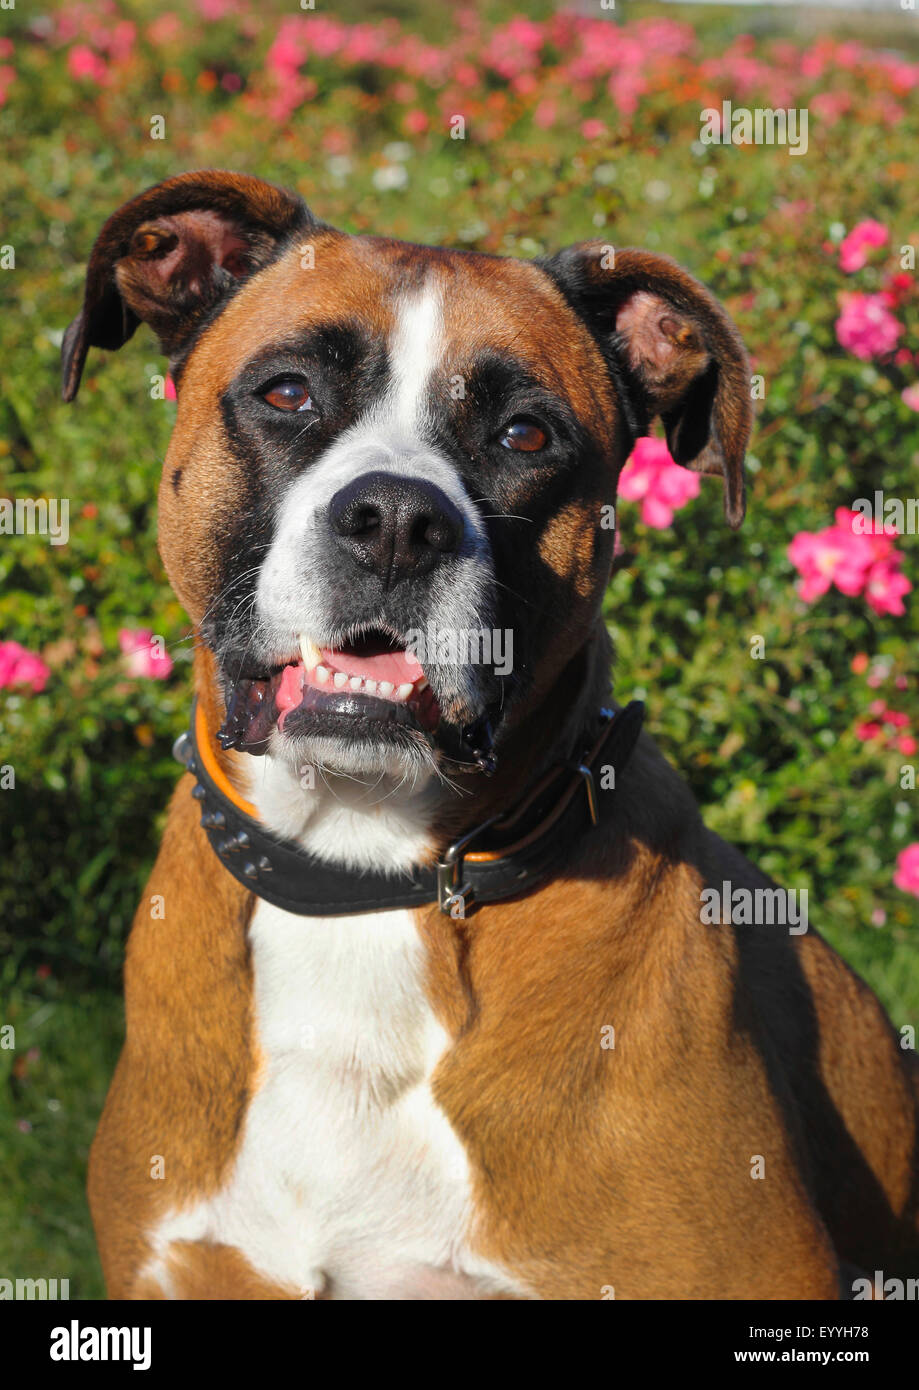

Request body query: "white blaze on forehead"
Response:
[387, 279, 445, 434]
[254, 266, 494, 679]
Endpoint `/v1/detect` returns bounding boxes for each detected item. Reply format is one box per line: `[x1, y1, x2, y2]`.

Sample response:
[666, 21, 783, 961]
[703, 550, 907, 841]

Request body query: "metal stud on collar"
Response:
[172, 731, 193, 767]
[173, 727, 277, 883]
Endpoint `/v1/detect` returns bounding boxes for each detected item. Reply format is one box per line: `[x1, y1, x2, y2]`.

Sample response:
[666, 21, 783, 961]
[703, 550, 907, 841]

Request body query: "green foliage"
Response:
[0, 986, 120, 1298]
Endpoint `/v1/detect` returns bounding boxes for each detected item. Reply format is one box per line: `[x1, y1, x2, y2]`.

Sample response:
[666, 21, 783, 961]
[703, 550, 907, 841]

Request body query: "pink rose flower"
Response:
[533, 99, 557, 130]
[893, 843, 919, 898]
[0, 64, 14, 108]
[838, 219, 888, 274]
[901, 383, 919, 412]
[788, 524, 861, 602]
[788, 508, 911, 613]
[196, 0, 236, 17]
[67, 45, 109, 85]
[403, 108, 429, 135]
[864, 557, 911, 616]
[884, 273, 912, 307]
[835, 292, 902, 360]
[618, 437, 700, 529]
[147, 14, 183, 46]
[0, 640, 50, 693]
[118, 628, 174, 680]
[266, 32, 304, 75]
[854, 721, 883, 742]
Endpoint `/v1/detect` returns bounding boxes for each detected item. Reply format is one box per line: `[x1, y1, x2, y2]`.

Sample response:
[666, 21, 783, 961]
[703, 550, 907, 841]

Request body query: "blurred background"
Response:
[1, 0, 918, 1296]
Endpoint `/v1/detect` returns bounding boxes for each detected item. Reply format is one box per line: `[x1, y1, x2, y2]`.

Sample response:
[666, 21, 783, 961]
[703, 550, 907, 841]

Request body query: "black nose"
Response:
[328, 471, 464, 587]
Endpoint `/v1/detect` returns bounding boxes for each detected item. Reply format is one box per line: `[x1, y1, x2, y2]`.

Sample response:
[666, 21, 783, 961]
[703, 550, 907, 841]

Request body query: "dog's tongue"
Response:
[321, 645, 424, 685]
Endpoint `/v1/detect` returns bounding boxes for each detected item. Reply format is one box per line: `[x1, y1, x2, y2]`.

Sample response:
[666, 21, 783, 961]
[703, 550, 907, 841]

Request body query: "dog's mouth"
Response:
[217, 628, 443, 756]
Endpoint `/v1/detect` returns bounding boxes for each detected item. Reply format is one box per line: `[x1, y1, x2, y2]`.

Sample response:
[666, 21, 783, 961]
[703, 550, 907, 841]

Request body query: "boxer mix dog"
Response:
[63, 171, 918, 1300]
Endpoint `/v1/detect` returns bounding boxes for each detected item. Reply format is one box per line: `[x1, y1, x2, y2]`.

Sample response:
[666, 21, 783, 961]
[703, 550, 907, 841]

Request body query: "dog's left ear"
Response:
[543, 244, 752, 528]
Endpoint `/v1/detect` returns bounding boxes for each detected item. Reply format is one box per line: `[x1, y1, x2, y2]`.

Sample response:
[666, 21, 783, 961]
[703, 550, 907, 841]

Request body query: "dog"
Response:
[63, 170, 919, 1300]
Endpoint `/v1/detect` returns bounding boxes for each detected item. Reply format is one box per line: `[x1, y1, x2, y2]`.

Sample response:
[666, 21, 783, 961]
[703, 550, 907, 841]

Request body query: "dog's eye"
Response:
[261, 379, 314, 412]
[498, 418, 547, 453]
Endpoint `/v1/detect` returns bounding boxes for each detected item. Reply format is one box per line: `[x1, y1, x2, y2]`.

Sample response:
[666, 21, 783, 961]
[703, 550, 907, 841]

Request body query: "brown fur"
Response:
[421, 737, 919, 1298]
[87, 657, 260, 1297]
[132, 1243, 303, 1300]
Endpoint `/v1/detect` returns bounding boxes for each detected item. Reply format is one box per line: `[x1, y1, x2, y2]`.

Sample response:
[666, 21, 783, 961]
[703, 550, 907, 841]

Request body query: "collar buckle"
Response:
[436, 707, 619, 916]
[569, 762, 600, 827]
[566, 707, 615, 829]
[436, 813, 501, 917]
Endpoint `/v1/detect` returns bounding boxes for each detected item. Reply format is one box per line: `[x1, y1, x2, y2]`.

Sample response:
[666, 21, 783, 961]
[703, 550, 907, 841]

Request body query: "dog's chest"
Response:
[151, 902, 518, 1299]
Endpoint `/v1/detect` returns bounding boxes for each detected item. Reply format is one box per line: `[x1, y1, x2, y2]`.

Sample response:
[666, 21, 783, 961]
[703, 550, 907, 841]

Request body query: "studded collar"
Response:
[173, 697, 646, 917]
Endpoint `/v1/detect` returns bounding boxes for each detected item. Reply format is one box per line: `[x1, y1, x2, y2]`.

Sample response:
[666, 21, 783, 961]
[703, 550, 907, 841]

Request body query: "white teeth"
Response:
[299, 635, 322, 671]
[416, 677, 429, 692]
[311, 670, 415, 701]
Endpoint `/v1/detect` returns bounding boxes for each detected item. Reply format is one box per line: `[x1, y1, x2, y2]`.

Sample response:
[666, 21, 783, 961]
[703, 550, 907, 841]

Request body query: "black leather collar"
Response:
[173, 699, 645, 918]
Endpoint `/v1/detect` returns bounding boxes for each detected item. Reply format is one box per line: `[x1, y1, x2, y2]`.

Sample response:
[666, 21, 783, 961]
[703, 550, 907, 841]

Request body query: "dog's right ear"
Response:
[542, 244, 752, 529]
[61, 170, 313, 402]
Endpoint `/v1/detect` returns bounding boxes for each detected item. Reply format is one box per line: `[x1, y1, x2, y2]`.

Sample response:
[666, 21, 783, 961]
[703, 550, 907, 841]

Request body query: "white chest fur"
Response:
[147, 900, 524, 1300]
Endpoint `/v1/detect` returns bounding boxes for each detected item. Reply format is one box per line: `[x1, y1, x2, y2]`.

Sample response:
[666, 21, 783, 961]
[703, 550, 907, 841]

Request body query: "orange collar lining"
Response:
[194, 700, 260, 821]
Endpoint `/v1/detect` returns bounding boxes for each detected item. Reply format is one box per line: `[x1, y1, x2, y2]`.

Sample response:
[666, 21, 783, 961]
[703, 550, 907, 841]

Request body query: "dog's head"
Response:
[63, 170, 751, 780]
